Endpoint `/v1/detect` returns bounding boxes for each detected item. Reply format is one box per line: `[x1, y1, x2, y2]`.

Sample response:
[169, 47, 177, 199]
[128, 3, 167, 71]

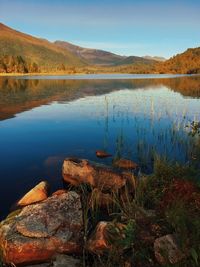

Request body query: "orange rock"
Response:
[17, 181, 49, 206]
[0, 191, 83, 265]
[62, 158, 126, 192]
[114, 159, 138, 170]
[96, 150, 112, 158]
[52, 189, 67, 196]
[86, 222, 110, 254]
[86, 221, 126, 255]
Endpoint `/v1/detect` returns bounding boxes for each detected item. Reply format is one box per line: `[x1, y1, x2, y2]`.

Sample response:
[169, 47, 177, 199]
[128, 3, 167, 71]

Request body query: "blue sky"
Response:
[0, 0, 199, 58]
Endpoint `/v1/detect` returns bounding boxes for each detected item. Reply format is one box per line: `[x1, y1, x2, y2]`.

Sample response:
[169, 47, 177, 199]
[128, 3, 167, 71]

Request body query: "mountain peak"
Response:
[143, 55, 166, 62]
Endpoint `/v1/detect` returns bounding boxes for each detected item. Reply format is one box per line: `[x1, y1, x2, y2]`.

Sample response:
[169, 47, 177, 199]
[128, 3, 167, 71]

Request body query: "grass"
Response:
[72, 153, 200, 267]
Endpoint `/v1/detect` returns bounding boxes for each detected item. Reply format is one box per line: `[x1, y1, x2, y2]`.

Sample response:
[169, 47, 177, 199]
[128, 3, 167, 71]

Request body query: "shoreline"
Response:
[0, 72, 197, 79]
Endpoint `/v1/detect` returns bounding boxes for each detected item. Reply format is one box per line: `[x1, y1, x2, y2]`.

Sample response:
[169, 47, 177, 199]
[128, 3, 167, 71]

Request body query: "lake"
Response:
[0, 74, 200, 219]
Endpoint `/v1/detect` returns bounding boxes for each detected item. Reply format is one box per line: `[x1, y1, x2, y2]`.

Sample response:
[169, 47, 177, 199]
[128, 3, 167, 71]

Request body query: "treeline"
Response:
[0, 47, 200, 74]
[0, 55, 80, 74]
[155, 47, 200, 74]
[0, 55, 39, 73]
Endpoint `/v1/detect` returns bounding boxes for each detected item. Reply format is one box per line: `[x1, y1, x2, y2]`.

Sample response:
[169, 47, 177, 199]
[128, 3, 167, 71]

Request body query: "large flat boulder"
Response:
[0, 191, 83, 265]
[62, 158, 126, 191]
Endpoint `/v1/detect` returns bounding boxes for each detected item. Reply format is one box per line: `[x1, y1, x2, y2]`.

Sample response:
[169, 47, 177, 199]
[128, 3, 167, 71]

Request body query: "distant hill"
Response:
[156, 47, 200, 74]
[54, 41, 157, 67]
[114, 55, 155, 66]
[54, 41, 125, 65]
[143, 55, 166, 62]
[0, 23, 85, 73]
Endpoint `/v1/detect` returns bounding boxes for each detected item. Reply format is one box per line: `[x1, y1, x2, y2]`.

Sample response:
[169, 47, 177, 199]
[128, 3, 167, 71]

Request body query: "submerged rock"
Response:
[17, 181, 49, 206]
[0, 191, 83, 265]
[113, 158, 138, 170]
[96, 150, 112, 158]
[62, 158, 127, 191]
[154, 234, 186, 265]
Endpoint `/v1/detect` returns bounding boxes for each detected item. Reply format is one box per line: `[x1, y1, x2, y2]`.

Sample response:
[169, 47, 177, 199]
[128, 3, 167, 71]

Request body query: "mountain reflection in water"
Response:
[0, 75, 199, 218]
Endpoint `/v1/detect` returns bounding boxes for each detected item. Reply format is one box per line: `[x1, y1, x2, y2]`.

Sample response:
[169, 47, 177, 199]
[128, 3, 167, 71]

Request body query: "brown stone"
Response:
[52, 254, 81, 267]
[86, 221, 126, 255]
[23, 254, 81, 267]
[114, 158, 138, 170]
[17, 181, 49, 206]
[154, 234, 186, 265]
[96, 150, 112, 158]
[52, 189, 67, 196]
[62, 158, 127, 191]
[0, 191, 83, 265]
[86, 222, 110, 254]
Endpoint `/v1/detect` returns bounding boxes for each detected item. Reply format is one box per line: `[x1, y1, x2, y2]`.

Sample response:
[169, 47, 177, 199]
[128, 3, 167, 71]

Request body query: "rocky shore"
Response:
[0, 157, 199, 267]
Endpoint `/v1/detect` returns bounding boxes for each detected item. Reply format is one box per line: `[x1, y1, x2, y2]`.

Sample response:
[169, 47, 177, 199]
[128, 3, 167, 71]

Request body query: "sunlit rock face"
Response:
[0, 191, 83, 265]
[62, 158, 127, 191]
[17, 181, 49, 207]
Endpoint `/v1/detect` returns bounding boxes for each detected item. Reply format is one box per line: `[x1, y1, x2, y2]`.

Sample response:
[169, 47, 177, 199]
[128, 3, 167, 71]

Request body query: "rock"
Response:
[0, 191, 83, 265]
[25, 255, 81, 267]
[17, 181, 49, 206]
[96, 150, 112, 158]
[86, 221, 126, 255]
[86, 221, 110, 254]
[52, 254, 80, 267]
[25, 263, 51, 267]
[154, 234, 186, 265]
[62, 158, 127, 191]
[114, 159, 138, 170]
[52, 189, 67, 196]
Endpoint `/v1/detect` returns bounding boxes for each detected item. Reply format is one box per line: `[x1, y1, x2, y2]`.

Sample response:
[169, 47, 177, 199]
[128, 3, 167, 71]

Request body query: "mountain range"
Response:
[0, 22, 199, 74]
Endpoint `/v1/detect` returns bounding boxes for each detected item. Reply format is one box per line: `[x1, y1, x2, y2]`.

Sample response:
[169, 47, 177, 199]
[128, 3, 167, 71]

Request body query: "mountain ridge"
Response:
[0, 23, 85, 72]
[0, 22, 199, 74]
[54, 40, 126, 65]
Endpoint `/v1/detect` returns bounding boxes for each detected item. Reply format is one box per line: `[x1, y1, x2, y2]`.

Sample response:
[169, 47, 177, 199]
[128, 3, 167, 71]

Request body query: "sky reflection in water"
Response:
[0, 75, 199, 218]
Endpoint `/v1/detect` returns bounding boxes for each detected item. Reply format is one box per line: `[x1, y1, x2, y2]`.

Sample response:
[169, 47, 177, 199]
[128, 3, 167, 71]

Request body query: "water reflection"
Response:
[0, 75, 199, 218]
[0, 75, 200, 121]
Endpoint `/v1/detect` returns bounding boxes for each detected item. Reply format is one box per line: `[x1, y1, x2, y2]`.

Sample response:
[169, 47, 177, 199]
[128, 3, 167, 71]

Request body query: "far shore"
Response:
[0, 72, 196, 78]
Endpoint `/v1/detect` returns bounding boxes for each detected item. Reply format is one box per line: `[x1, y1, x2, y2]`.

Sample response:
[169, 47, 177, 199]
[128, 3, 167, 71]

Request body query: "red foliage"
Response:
[160, 179, 200, 210]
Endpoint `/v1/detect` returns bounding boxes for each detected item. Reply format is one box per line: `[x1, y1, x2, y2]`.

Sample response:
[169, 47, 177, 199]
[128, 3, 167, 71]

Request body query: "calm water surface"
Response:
[0, 74, 200, 218]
